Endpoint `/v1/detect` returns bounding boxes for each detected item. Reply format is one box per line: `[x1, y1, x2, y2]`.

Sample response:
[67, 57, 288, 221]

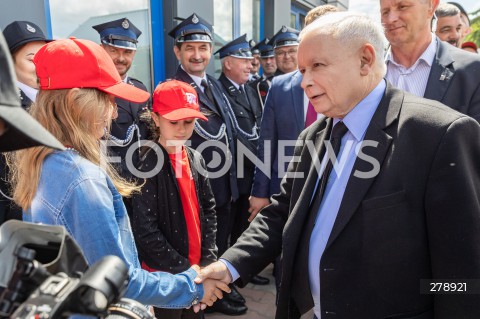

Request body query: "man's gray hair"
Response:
[436, 3, 461, 18]
[299, 12, 386, 75]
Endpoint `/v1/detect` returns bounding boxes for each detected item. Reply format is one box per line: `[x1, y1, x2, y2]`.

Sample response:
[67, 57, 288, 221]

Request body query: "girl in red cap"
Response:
[10, 38, 228, 313]
[131, 79, 216, 319]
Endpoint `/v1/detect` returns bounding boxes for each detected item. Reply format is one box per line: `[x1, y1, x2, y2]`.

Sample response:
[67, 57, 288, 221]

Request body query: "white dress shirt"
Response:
[385, 34, 436, 97]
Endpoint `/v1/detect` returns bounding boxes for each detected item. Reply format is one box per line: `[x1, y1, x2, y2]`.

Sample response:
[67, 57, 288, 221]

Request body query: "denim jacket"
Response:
[23, 150, 204, 308]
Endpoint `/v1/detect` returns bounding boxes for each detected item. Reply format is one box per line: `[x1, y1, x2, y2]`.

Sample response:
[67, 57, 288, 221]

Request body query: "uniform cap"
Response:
[33, 37, 149, 103]
[152, 80, 207, 121]
[92, 17, 141, 50]
[0, 32, 63, 152]
[249, 39, 260, 55]
[270, 26, 300, 48]
[2, 20, 52, 53]
[252, 38, 274, 58]
[168, 13, 213, 43]
[214, 34, 253, 59]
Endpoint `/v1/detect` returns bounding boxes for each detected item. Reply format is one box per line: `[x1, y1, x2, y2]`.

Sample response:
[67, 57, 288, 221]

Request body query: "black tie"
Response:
[201, 79, 214, 103]
[308, 121, 349, 225]
[239, 85, 250, 106]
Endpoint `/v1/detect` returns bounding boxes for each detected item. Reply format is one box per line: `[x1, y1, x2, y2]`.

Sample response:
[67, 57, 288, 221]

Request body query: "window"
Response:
[213, 0, 261, 76]
[48, 0, 153, 92]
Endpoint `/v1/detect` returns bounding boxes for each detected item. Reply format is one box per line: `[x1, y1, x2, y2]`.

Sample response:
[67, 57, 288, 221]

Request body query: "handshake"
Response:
[190, 261, 233, 312]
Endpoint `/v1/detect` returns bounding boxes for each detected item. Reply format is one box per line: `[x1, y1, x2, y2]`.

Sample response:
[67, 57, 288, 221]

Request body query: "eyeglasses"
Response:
[275, 49, 297, 57]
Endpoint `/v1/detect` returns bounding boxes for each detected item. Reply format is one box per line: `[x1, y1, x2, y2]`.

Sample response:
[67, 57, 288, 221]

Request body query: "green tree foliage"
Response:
[465, 8, 480, 47]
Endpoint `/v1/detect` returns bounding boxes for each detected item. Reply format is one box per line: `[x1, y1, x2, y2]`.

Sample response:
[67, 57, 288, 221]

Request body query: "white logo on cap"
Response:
[26, 24, 36, 33]
[122, 19, 129, 29]
[192, 14, 199, 24]
[186, 92, 197, 104]
[281, 26, 288, 33]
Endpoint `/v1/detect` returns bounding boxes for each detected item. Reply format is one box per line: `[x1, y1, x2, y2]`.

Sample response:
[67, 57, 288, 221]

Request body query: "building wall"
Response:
[0, 1, 48, 35]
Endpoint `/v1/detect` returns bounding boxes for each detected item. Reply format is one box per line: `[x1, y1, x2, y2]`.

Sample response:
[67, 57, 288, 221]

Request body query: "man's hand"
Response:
[194, 261, 232, 284]
[190, 264, 231, 312]
[248, 196, 270, 222]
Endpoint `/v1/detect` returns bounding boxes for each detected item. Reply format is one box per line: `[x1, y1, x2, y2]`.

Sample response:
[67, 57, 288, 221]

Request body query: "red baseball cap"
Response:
[152, 80, 207, 121]
[33, 37, 149, 103]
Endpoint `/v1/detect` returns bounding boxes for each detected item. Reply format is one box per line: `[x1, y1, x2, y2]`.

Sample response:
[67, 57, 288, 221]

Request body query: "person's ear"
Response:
[359, 43, 376, 76]
[173, 45, 181, 61]
[151, 112, 161, 127]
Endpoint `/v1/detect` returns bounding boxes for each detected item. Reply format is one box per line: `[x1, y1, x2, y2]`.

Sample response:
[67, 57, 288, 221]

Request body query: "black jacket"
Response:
[173, 67, 239, 206]
[131, 143, 217, 273]
[218, 73, 262, 195]
[109, 77, 150, 180]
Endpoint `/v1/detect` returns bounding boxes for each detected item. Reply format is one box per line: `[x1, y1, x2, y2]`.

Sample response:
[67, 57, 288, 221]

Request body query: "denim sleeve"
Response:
[58, 176, 204, 308]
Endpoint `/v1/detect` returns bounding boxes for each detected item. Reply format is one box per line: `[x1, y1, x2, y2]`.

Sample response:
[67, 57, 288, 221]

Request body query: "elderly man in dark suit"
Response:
[196, 11, 480, 319]
[382, 0, 480, 121]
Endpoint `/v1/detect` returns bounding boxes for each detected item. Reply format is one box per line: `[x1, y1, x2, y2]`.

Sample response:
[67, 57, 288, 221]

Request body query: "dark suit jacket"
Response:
[251, 70, 304, 198]
[223, 83, 480, 319]
[109, 77, 149, 180]
[218, 73, 262, 195]
[173, 66, 238, 206]
[424, 39, 480, 121]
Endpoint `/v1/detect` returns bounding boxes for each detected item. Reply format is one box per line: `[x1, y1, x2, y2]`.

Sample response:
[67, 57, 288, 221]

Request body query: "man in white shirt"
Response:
[382, 0, 480, 121]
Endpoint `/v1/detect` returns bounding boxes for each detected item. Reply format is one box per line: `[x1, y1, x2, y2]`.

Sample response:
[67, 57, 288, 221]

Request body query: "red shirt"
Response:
[169, 148, 201, 265]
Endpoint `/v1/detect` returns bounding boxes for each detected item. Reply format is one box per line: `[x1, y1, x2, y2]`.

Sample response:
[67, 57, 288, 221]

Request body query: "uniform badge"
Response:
[281, 26, 287, 33]
[186, 92, 197, 104]
[26, 24, 36, 33]
[122, 19, 130, 29]
[249, 39, 256, 47]
[192, 14, 199, 24]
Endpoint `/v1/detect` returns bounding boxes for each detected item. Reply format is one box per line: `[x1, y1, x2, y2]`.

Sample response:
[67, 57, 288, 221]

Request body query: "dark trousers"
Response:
[215, 201, 232, 256]
[154, 307, 204, 319]
[229, 194, 251, 246]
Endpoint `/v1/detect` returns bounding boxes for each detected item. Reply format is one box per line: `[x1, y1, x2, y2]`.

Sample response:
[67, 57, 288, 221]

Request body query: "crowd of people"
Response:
[1, 0, 480, 318]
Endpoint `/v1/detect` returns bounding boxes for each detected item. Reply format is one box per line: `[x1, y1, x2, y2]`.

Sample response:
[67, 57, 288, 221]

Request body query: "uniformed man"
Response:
[1, 20, 51, 225]
[215, 34, 269, 286]
[248, 39, 261, 82]
[168, 13, 245, 316]
[269, 25, 300, 75]
[249, 37, 276, 106]
[92, 17, 149, 181]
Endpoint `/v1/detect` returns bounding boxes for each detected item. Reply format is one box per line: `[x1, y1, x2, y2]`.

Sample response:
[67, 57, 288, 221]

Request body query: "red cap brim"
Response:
[161, 108, 208, 121]
[100, 81, 150, 103]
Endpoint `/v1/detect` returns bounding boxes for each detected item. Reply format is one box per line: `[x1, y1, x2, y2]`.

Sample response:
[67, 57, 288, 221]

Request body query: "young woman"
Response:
[132, 80, 217, 319]
[10, 38, 228, 310]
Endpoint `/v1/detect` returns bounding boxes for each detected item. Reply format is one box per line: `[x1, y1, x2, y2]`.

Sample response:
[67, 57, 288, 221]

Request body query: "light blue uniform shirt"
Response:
[309, 80, 385, 318]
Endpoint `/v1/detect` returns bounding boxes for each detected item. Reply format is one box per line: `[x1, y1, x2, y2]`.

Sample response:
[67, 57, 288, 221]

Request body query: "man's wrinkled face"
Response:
[436, 14, 463, 47]
[260, 56, 277, 76]
[174, 42, 212, 77]
[102, 44, 136, 79]
[274, 45, 298, 73]
[380, 0, 436, 48]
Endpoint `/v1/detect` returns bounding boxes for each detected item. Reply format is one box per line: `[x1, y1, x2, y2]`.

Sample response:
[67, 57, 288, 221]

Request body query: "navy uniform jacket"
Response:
[19, 90, 33, 109]
[219, 73, 262, 196]
[249, 74, 273, 107]
[109, 76, 149, 180]
[173, 66, 238, 207]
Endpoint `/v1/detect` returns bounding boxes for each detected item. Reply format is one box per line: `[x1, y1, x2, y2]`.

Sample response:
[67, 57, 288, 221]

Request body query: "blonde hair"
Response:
[304, 4, 340, 27]
[9, 88, 140, 210]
